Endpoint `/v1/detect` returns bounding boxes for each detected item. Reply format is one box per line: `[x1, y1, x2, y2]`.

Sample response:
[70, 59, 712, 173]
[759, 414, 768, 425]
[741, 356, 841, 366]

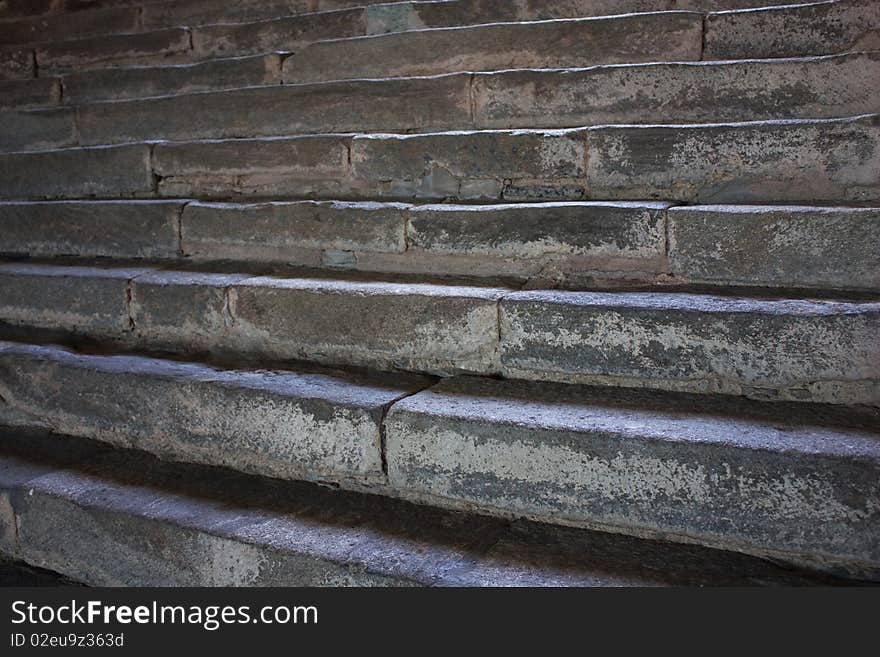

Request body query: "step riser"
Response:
[284, 12, 704, 84]
[2, 201, 878, 293]
[0, 342, 427, 486]
[1, 116, 876, 204]
[0, 430, 845, 586]
[5, 53, 874, 150]
[499, 292, 880, 406]
[1, 265, 877, 405]
[1, 348, 877, 579]
[705, 0, 880, 59]
[386, 377, 880, 579]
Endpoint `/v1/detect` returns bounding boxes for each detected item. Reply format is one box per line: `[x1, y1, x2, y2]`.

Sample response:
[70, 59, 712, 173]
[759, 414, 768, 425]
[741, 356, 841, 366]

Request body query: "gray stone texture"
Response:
[386, 376, 880, 578]
[0, 77, 60, 109]
[0, 143, 153, 199]
[0, 263, 143, 335]
[63, 54, 282, 104]
[499, 291, 880, 405]
[705, 0, 880, 59]
[0, 342, 422, 484]
[668, 205, 880, 291]
[0, 200, 182, 258]
[283, 11, 703, 83]
[585, 114, 880, 203]
[227, 277, 505, 374]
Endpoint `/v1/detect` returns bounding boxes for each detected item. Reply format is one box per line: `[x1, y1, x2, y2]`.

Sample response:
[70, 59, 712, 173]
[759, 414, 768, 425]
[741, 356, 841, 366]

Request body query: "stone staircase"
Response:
[0, 0, 877, 586]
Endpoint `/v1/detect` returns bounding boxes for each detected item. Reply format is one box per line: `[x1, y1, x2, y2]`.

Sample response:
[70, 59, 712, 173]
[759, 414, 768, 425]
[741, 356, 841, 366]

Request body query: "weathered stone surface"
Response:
[0, 342, 423, 484]
[192, 7, 365, 59]
[585, 114, 880, 203]
[350, 129, 589, 201]
[499, 291, 880, 405]
[283, 11, 703, 83]
[63, 53, 282, 104]
[0, 5, 139, 46]
[152, 135, 348, 198]
[76, 74, 471, 145]
[668, 205, 880, 291]
[474, 52, 880, 128]
[385, 376, 880, 576]
[0, 77, 59, 109]
[229, 277, 505, 374]
[0, 107, 75, 152]
[705, 0, 880, 59]
[0, 143, 153, 199]
[1, 430, 839, 585]
[130, 270, 250, 353]
[181, 200, 407, 264]
[0, 263, 145, 335]
[406, 201, 667, 269]
[142, 0, 314, 30]
[0, 47, 32, 80]
[36, 27, 191, 74]
[0, 200, 182, 258]
[0, 0, 58, 21]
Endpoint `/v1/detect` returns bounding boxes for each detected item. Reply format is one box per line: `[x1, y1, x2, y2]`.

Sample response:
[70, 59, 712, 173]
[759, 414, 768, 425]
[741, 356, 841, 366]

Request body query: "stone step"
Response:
[0, 47, 32, 80]
[705, 0, 880, 59]
[1, 115, 876, 203]
[1, 52, 867, 150]
[63, 53, 283, 104]
[0, 340, 430, 487]
[284, 11, 704, 83]
[0, 5, 141, 47]
[0, 428, 846, 585]
[20, 9, 703, 76]
[1, 201, 877, 293]
[1, 263, 877, 404]
[385, 376, 880, 579]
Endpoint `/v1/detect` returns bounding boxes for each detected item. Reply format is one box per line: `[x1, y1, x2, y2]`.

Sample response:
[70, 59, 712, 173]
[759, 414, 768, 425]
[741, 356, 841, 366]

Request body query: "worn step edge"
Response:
[0, 262, 878, 404]
[1, 200, 878, 293]
[0, 427, 848, 586]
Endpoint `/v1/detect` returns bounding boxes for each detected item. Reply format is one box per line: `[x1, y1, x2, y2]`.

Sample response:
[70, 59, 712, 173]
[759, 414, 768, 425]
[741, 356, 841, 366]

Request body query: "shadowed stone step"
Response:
[705, 0, 880, 59]
[385, 376, 880, 579]
[0, 77, 59, 109]
[0, 48, 32, 79]
[0, 5, 140, 46]
[0, 200, 183, 258]
[63, 53, 283, 104]
[2, 264, 878, 403]
[62, 53, 879, 147]
[0, 429, 841, 586]
[180, 200, 669, 280]
[3, 115, 877, 203]
[0, 264, 505, 375]
[499, 290, 880, 405]
[0, 143, 153, 200]
[76, 74, 473, 146]
[584, 114, 880, 203]
[0, 341, 429, 485]
[0, 263, 149, 337]
[0, 107, 74, 152]
[283, 12, 704, 83]
[668, 205, 880, 291]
